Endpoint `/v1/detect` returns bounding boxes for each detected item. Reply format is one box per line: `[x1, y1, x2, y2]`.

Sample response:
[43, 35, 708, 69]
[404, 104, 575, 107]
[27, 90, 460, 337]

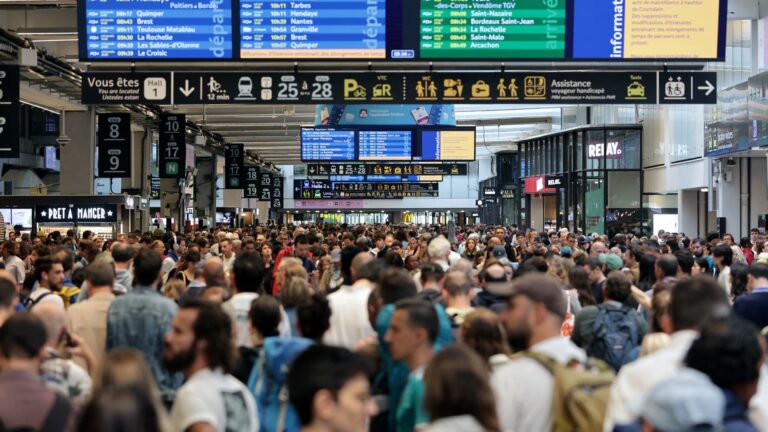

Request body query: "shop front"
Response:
[518, 125, 644, 236]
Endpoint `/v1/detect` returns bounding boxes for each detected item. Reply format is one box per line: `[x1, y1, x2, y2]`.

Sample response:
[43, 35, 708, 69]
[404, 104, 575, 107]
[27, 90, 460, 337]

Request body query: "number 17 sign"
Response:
[97, 113, 131, 178]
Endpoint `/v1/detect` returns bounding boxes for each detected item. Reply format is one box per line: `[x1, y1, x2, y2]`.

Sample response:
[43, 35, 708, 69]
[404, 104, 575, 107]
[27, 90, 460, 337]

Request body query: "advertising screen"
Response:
[417, 129, 476, 161]
[301, 129, 356, 161]
[239, 0, 386, 59]
[358, 130, 412, 161]
[79, 0, 234, 60]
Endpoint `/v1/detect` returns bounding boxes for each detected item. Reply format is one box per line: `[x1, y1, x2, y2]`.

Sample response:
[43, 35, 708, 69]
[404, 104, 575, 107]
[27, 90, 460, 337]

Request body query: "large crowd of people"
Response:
[0, 223, 766, 431]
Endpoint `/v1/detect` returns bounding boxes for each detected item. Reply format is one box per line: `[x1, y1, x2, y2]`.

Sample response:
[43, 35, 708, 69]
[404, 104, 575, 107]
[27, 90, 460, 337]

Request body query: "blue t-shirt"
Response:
[396, 368, 428, 432]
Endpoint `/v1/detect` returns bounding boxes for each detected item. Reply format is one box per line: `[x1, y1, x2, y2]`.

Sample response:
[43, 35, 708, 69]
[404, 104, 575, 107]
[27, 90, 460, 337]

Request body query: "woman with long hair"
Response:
[461, 237, 479, 261]
[423, 345, 500, 432]
[460, 309, 511, 367]
[567, 266, 596, 307]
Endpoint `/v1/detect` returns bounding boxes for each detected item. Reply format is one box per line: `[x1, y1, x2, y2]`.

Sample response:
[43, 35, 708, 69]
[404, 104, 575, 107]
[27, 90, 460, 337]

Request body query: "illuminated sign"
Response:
[524, 176, 556, 194]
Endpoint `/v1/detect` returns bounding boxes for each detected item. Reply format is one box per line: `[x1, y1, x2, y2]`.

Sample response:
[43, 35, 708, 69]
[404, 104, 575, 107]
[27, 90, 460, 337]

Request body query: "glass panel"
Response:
[608, 171, 641, 208]
[586, 129, 605, 171]
[576, 131, 584, 171]
[605, 129, 641, 169]
[585, 174, 605, 234]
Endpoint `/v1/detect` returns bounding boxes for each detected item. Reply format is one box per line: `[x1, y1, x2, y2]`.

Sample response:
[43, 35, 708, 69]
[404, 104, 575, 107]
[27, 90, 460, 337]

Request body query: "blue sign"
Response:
[239, 0, 386, 60]
[315, 105, 456, 126]
[301, 128, 355, 161]
[80, 0, 233, 60]
[358, 130, 411, 161]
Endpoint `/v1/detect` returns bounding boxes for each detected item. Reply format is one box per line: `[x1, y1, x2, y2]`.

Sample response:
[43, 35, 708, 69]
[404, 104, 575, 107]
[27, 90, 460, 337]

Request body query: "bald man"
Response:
[324, 252, 376, 349]
[32, 302, 93, 407]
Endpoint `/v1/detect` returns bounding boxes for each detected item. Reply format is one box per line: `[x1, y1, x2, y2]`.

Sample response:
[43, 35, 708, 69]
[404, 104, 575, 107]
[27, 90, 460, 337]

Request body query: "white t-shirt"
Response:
[28, 288, 65, 309]
[324, 280, 374, 350]
[223, 293, 259, 348]
[170, 368, 258, 432]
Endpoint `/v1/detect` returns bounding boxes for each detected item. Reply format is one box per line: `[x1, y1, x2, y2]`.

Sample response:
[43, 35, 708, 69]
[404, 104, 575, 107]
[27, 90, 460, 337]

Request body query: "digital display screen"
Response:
[45, 146, 59, 170]
[301, 129, 356, 161]
[239, 0, 386, 59]
[358, 130, 412, 161]
[0, 208, 33, 228]
[417, 129, 476, 161]
[79, 0, 234, 60]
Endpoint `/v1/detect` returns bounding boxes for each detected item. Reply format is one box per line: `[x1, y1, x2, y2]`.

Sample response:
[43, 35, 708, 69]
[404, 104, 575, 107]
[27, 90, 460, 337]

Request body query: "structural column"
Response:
[60, 109, 96, 195]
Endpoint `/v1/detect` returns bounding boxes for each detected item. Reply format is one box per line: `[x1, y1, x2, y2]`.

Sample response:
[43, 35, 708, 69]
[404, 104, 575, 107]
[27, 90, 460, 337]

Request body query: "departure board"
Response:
[358, 130, 412, 161]
[301, 129, 356, 161]
[239, 0, 386, 59]
[81, 0, 234, 60]
[418, 129, 475, 161]
[419, 0, 566, 59]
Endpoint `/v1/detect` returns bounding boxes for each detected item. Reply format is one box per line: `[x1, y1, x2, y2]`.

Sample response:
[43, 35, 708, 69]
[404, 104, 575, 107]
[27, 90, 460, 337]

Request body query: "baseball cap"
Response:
[560, 246, 573, 258]
[638, 368, 724, 432]
[599, 253, 624, 272]
[491, 245, 507, 259]
[581, 236, 593, 245]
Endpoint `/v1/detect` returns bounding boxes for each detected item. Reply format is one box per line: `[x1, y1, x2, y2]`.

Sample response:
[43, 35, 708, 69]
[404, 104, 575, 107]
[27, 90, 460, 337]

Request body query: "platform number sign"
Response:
[271, 176, 283, 209]
[98, 113, 131, 178]
[244, 166, 260, 198]
[224, 144, 244, 189]
[159, 114, 185, 178]
[258, 171, 273, 201]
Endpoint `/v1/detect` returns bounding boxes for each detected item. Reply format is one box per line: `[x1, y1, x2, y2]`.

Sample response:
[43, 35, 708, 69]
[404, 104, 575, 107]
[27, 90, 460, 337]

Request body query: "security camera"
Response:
[56, 135, 71, 146]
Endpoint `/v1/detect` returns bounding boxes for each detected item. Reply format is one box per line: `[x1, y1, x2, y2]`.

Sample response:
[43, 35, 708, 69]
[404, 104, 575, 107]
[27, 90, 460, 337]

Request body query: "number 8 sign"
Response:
[98, 113, 131, 178]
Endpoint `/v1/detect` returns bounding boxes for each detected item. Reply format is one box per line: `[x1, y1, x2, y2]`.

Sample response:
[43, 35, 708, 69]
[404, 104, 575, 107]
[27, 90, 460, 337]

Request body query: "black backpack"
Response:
[587, 306, 641, 371]
[22, 292, 51, 310]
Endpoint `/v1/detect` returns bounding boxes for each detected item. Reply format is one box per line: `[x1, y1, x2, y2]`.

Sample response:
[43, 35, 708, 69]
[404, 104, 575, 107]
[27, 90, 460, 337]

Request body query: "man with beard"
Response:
[491, 273, 586, 432]
[26, 256, 65, 309]
[164, 298, 258, 432]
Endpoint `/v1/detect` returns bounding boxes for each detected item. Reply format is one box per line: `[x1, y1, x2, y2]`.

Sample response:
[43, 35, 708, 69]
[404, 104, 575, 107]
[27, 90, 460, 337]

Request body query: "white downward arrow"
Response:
[179, 80, 195, 97]
[697, 80, 715, 96]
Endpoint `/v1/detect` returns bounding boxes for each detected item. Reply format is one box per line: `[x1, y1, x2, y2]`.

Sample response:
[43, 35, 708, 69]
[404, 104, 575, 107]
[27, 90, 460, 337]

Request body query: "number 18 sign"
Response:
[98, 113, 131, 178]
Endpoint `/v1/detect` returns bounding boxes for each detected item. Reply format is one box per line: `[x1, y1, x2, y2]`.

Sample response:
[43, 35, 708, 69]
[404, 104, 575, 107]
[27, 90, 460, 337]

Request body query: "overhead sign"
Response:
[97, 113, 131, 178]
[82, 72, 717, 105]
[258, 171, 273, 201]
[244, 166, 260, 198]
[159, 114, 186, 178]
[658, 72, 718, 105]
[545, 175, 566, 189]
[294, 179, 439, 199]
[224, 143, 243, 189]
[81, 72, 172, 105]
[270, 176, 283, 209]
[79, 0, 233, 60]
[307, 163, 467, 176]
[0, 67, 19, 158]
[36, 204, 118, 223]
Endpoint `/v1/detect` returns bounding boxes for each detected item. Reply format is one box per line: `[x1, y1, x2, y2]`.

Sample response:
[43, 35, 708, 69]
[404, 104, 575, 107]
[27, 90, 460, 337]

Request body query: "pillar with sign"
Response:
[61, 109, 96, 195]
[159, 114, 186, 231]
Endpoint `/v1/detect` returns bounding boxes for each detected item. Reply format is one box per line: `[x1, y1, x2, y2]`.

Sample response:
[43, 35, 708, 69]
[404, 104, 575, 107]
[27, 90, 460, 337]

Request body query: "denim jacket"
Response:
[106, 285, 182, 403]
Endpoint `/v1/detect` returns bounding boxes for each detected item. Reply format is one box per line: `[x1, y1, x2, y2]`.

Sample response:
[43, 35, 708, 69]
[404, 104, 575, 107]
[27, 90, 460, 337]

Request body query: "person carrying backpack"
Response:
[492, 274, 615, 432]
[571, 272, 648, 371]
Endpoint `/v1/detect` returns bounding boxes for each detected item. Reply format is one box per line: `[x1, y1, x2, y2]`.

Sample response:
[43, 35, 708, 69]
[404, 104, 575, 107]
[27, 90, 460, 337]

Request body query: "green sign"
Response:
[165, 162, 179, 176]
[419, 0, 566, 59]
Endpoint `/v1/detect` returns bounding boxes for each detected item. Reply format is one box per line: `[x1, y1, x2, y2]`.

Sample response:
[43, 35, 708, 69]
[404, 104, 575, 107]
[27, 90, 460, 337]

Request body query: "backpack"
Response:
[248, 337, 314, 432]
[587, 306, 641, 371]
[521, 352, 615, 432]
[0, 392, 71, 432]
[22, 292, 50, 310]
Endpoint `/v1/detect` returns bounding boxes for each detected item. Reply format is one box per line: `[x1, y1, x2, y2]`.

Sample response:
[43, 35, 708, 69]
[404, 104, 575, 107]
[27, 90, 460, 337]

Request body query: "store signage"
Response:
[545, 175, 566, 188]
[500, 189, 515, 199]
[588, 141, 624, 160]
[307, 163, 467, 177]
[150, 177, 161, 199]
[224, 143, 243, 189]
[483, 187, 497, 196]
[97, 113, 131, 178]
[244, 166, 260, 198]
[81, 72, 172, 105]
[0, 66, 19, 158]
[270, 176, 283, 209]
[82, 72, 717, 106]
[36, 204, 118, 223]
[159, 114, 186, 178]
[524, 176, 556, 194]
[258, 171, 273, 202]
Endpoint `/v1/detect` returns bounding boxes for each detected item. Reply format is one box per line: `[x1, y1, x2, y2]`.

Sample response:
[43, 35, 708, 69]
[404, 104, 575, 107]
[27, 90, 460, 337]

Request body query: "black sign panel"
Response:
[271, 176, 283, 210]
[658, 72, 718, 104]
[159, 114, 186, 178]
[258, 171, 273, 202]
[0, 66, 19, 158]
[244, 166, 260, 198]
[545, 175, 566, 189]
[97, 113, 131, 178]
[307, 163, 467, 177]
[36, 204, 118, 223]
[294, 179, 438, 199]
[224, 144, 243, 189]
[82, 72, 172, 105]
[150, 177, 161, 199]
[166, 72, 714, 105]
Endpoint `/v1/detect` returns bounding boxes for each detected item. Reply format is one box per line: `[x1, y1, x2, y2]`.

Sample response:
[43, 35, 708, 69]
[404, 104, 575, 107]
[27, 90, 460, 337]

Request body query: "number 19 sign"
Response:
[159, 114, 186, 178]
[98, 113, 131, 178]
